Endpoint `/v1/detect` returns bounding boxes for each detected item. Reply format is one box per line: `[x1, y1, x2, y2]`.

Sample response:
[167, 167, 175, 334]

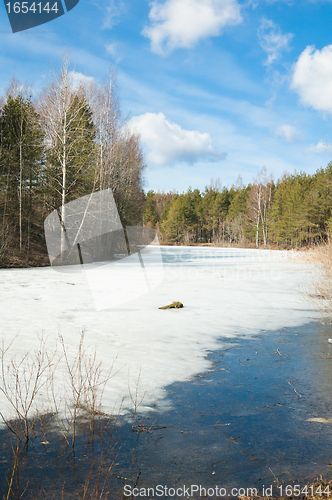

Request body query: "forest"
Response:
[1, 58, 332, 268]
[144, 165, 332, 249]
[0, 57, 145, 267]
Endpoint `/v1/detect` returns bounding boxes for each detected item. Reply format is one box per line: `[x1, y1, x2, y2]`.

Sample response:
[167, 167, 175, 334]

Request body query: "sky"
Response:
[1, 0, 332, 193]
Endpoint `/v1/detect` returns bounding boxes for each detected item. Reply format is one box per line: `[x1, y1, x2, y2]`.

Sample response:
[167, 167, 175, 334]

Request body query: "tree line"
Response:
[144, 164, 332, 249]
[1, 54, 331, 266]
[0, 56, 145, 267]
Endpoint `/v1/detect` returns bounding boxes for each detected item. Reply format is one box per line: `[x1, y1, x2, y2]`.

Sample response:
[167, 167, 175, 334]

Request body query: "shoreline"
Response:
[0, 242, 310, 270]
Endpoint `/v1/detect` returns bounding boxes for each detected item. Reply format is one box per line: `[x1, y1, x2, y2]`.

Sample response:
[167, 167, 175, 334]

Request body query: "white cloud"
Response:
[305, 140, 332, 156]
[275, 124, 299, 143]
[291, 45, 332, 114]
[247, 0, 259, 8]
[257, 18, 293, 65]
[68, 71, 95, 90]
[105, 43, 118, 56]
[142, 0, 242, 55]
[91, 0, 126, 29]
[265, 0, 294, 4]
[105, 43, 122, 62]
[128, 112, 226, 166]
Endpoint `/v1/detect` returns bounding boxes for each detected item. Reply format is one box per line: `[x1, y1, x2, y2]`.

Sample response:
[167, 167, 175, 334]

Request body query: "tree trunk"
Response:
[19, 140, 22, 251]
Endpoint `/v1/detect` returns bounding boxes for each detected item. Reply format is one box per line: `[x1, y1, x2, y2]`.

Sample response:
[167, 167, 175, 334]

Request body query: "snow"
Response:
[0, 246, 317, 423]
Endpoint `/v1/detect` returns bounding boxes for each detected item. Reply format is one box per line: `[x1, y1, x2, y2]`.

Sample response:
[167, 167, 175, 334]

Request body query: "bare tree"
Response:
[247, 167, 273, 247]
[0, 335, 56, 499]
[89, 69, 122, 192]
[261, 174, 274, 247]
[109, 129, 145, 226]
[40, 59, 145, 264]
[90, 70, 145, 226]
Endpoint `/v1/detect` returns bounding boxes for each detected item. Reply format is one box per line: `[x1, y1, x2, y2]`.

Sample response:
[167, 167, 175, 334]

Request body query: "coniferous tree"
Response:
[201, 186, 230, 243]
[144, 190, 159, 226]
[160, 189, 200, 244]
[0, 61, 147, 267]
[311, 164, 332, 241]
[0, 93, 44, 252]
[269, 172, 314, 247]
[226, 185, 250, 244]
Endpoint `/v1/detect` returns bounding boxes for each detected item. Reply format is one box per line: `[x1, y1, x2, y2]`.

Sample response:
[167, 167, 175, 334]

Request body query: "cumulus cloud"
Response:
[257, 18, 293, 65]
[291, 44, 332, 114]
[305, 140, 332, 156]
[68, 71, 95, 90]
[142, 0, 242, 55]
[275, 124, 299, 143]
[128, 112, 226, 166]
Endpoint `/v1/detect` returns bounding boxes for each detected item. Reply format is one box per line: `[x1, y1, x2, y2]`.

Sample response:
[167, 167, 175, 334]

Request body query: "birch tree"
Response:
[108, 129, 145, 226]
[39, 57, 97, 255]
[90, 70, 121, 192]
[90, 71, 145, 226]
[247, 167, 273, 247]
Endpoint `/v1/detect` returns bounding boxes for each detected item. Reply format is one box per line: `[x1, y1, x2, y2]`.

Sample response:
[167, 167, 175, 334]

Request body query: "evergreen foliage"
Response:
[0, 93, 44, 254]
[144, 190, 159, 227]
[1, 63, 332, 266]
[147, 163, 332, 248]
[0, 64, 145, 267]
[160, 189, 201, 244]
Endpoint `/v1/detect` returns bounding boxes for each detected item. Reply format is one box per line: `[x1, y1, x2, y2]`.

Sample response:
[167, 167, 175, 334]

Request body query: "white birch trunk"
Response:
[19, 139, 22, 251]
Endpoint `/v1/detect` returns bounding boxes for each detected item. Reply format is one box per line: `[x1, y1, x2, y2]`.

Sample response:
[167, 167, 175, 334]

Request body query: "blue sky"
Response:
[1, 0, 332, 192]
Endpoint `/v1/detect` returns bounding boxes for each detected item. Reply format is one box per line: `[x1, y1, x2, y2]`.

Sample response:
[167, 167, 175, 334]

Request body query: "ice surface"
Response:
[0, 247, 317, 423]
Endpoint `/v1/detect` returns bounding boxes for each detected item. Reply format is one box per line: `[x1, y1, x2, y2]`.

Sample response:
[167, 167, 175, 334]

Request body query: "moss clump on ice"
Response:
[159, 301, 183, 310]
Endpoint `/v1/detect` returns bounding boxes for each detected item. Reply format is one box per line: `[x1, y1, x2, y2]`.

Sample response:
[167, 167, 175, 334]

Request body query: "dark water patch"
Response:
[1, 321, 332, 498]
[114, 321, 332, 493]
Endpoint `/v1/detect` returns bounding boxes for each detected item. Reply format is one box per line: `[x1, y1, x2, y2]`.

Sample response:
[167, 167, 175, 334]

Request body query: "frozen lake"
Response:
[0, 246, 317, 422]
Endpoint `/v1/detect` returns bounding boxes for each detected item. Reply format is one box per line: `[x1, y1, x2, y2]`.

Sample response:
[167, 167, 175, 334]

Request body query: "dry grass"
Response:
[0, 333, 125, 499]
[299, 241, 332, 322]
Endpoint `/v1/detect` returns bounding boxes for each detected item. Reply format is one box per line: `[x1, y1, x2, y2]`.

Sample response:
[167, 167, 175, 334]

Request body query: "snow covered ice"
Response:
[0, 246, 317, 423]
